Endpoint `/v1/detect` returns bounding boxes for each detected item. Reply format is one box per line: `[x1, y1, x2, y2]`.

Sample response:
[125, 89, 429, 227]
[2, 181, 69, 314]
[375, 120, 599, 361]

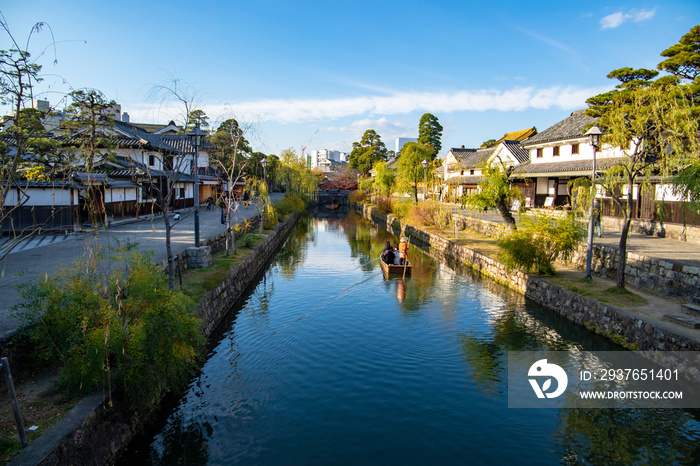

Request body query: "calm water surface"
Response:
[125, 213, 700, 465]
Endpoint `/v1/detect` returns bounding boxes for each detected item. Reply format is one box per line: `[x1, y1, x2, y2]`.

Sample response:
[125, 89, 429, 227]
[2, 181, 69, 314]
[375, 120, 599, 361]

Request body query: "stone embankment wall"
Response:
[570, 245, 700, 301]
[356, 203, 700, 355]
[451, 211, 700, 301]
[9, 212, 302, 466]
[608, 216, 700, 246]
[196, 212, 301, 338]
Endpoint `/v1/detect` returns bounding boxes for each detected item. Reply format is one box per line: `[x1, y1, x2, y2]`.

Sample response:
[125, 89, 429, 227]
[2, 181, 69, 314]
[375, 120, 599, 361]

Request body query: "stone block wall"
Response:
[448, 210, 700, 301]
[569, 244, 700, 300]
[525, 276, 700, 352]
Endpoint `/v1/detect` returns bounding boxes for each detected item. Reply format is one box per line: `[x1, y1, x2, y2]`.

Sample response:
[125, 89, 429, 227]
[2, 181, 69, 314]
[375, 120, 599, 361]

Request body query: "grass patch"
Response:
[548, 276, 648, 309]
[432, 226, 501, 257]
[180, 234, 267, 301]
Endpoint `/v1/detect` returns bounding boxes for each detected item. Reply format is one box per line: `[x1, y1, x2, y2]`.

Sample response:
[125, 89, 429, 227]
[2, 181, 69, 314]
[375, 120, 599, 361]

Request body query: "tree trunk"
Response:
[226, 203, 235, 257]
[163, 205, 175, 289]
[616, 179, 635, 289]
[496, 199, 517, 230]
[617, 216, 631, 289]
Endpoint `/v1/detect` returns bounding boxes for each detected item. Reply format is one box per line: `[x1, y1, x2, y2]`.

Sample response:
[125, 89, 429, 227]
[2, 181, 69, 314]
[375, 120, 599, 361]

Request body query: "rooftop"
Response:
[523, 110, 597, 146]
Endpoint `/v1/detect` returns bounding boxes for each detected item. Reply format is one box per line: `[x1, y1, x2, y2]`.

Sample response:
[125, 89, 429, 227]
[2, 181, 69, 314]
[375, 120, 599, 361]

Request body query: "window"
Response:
[536, 148, 543, 158]
[179, 187, 185, 199]
[553, 146, 560, 156]
[460, 170, 464, 175]
[571, 143, 579, 155]
[148, 154, 155, 166]
[470, 169, 475, 175]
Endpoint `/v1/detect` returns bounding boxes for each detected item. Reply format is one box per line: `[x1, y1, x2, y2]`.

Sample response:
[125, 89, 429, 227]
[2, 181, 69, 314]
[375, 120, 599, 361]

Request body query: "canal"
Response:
[124, 212, 700, 464]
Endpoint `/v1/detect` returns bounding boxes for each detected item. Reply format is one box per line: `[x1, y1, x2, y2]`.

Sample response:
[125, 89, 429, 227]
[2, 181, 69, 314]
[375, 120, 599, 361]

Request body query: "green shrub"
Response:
[240, 233, 262, 249]
[407, 200, 451, 228]
[274, 193, 308, 219]
[13, 245, 203, 410]
[349, 189, 370, 204]
[374, 195, 393, 214]
[392, 198, 412, 220]
[497, 212, 584, 274]
[358, 178, 374, 192]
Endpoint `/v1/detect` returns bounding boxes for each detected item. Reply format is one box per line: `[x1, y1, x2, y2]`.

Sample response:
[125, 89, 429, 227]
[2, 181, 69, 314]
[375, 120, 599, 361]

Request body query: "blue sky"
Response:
[2, 1, 699, 157]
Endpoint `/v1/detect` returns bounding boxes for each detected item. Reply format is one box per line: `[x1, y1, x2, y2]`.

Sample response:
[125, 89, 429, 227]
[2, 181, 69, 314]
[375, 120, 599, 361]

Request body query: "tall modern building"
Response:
[309, 149, 348, 169]
[395, 137, 417, 154]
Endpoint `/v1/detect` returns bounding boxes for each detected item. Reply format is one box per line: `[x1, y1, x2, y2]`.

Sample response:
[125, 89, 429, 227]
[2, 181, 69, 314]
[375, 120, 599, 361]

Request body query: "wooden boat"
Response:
[380, 254, 412, 277]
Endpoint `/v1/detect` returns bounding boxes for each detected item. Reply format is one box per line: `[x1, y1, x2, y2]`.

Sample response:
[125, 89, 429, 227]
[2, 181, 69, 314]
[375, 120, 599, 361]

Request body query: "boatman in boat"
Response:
[382, 241, 395, 264]
[398, 237, 409, 265]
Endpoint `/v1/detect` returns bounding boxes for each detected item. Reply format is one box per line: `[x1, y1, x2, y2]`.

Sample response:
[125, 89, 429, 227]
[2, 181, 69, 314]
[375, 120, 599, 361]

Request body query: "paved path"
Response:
[0, 233, 74, 254]
[448, 204, 700, 267]
[0, 195, 283, 341]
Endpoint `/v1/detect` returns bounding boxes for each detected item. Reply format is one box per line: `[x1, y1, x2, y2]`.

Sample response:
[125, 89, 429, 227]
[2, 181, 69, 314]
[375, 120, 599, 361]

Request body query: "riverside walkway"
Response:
[0, 195, 283, 342]
[444, 203, 700, 344]
[449, 205, 700, 268]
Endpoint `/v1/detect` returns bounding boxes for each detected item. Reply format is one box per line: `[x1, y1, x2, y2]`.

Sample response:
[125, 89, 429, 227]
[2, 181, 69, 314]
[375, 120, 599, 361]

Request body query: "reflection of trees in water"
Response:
[455, 304, 700, 463]
[275, 214, 314, 277]
[151, 412, 211, 465]
[244, 272, 274, 327]
[554, 408, 700, 464]
[344, 218, 376, 271]
[458, 310, 574, 394]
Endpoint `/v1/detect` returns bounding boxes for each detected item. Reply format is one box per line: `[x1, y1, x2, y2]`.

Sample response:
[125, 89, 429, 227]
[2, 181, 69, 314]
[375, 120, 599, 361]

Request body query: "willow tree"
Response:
[396, 142, 431, 203]
[463, 157, 522, 229]
[275, 148, 318, 196]
[373, 160, 395, 197]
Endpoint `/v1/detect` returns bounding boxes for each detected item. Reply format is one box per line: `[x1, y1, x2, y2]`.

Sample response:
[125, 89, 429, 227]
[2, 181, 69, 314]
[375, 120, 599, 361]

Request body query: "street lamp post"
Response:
[261, 157, 268, 190]
[260, 157, 269, 234]
[584, 125, 604, 279]
[188, 123, 206, 247]
[421, 159, 428, 200]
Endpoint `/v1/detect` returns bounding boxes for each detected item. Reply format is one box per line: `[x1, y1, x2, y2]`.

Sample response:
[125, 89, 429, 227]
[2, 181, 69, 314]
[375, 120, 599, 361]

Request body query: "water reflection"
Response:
[122, 213, 700, 465]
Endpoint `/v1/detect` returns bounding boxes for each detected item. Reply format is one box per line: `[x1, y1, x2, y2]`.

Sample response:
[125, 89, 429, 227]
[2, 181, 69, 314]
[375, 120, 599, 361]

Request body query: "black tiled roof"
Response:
[523, 110, 597, 146]
[511, 157, 625, 177]
[160, 134, 215, 153]
[72, 172, 108, 183]
[448, 147, 494, 169]
[0, 180, 82, 189]
[502, 140, 529, 163]
[113, 120, 179, 152]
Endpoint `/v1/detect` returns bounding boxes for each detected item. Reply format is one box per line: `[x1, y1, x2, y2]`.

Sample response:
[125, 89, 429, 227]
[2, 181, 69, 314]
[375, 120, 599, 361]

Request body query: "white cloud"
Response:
[325, 117, 411, 135]
[219, 86, 608, 125]
[600, 12, 624, 29]
[600, 8, 657, 29]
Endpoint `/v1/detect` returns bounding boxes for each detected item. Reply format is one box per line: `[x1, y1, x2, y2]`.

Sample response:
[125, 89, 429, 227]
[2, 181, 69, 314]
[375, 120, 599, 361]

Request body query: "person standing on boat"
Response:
[382, 241, 395, 264]
[398, 237, 409, 265]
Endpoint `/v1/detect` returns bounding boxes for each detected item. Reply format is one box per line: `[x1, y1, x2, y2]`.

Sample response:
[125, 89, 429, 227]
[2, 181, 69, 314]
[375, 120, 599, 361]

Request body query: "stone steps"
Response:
[663, 314, 700, 329]
[682, 303, 700, 317]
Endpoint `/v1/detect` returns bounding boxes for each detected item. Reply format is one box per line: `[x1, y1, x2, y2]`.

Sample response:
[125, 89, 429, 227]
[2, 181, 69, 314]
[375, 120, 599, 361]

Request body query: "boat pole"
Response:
[403, 236, 411, 279]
